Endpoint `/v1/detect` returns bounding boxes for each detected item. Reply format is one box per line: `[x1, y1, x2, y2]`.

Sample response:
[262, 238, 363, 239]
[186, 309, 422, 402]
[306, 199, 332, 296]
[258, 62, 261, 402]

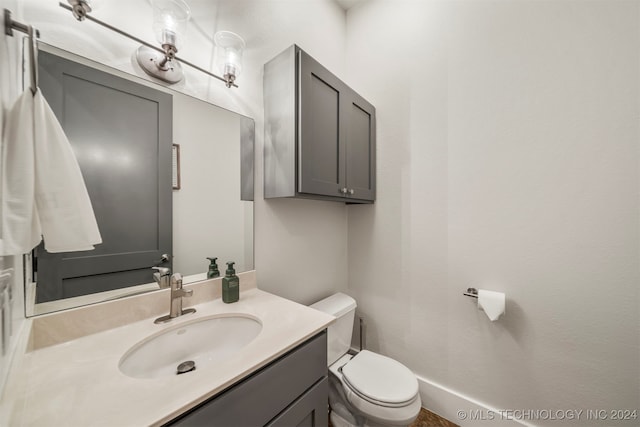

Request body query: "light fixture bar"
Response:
[57, 2, 237, 88]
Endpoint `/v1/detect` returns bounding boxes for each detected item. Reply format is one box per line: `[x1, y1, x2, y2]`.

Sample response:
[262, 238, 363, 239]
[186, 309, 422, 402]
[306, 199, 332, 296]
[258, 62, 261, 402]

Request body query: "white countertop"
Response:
[2, 287, 334, 426]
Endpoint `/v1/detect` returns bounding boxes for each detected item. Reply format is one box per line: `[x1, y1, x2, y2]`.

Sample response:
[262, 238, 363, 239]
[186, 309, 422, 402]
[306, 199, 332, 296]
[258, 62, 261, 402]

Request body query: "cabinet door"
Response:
[166, 332, 327, 427]
[266, 377, 328, 427]
[36, 50, 173, 302]
[345, 90, 376, 202]
[298, 49, 348, 198]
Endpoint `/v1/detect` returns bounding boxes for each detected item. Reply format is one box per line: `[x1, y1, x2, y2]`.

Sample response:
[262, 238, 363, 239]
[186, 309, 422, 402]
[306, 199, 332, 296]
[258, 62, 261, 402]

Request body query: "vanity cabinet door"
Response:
[166, 331, 327, 427]
[266, 377, 328, 427]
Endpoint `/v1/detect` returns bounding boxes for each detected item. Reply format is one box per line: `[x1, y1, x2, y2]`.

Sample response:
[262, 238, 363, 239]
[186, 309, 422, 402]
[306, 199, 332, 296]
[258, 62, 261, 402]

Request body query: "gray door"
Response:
[35, 50, 172, 303]
[298, 49, 348, 198]
[345, 91, 376, 201]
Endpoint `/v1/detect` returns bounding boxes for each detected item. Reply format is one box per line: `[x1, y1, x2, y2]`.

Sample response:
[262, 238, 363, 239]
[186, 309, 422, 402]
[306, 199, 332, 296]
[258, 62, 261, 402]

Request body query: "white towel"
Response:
[33, 90, 101, 252]
[0, 90, 41, 255]
[0, 89, 101, 255]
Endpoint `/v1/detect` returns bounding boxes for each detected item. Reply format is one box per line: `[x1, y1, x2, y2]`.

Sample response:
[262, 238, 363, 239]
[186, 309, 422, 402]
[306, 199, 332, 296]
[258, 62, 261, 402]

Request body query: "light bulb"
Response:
[151, 0, 190, 50]
[214, 31, 245, 87]
[136, 0, 190, 83]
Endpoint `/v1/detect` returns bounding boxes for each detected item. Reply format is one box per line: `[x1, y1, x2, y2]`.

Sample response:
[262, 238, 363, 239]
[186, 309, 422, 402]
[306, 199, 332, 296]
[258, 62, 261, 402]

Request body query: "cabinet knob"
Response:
[340, 187, 348, 194]
[348, 189, 355, 195]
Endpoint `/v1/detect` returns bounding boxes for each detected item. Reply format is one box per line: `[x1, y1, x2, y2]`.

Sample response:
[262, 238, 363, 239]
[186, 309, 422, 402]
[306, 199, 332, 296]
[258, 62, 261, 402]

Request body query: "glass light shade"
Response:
[214, 31, 245, 81]
[151, 0, 191, 50]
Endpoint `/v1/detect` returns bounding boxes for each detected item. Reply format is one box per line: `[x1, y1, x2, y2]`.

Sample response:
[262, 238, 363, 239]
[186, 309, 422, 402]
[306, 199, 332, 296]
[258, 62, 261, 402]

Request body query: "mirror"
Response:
[25, 43, 254, 316]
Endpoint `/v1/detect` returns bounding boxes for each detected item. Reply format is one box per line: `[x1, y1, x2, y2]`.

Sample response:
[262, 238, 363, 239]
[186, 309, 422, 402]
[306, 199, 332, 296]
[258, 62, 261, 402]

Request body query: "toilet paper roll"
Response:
[477, 289, 505, 321]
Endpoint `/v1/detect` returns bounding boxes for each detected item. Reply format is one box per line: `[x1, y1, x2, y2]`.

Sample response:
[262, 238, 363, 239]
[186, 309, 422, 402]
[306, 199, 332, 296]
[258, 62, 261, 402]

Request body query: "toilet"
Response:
[310, 293, 422, 427]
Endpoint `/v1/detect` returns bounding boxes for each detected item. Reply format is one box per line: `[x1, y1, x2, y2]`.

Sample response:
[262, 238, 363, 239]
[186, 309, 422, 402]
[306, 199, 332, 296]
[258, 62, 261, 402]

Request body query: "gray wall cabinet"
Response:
[166, 331, 328, 427]
[264, 45, 376, 203]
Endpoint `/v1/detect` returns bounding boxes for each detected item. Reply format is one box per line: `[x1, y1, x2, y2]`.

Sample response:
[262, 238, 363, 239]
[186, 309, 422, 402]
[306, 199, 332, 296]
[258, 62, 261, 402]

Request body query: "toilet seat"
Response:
[330, 351, 422, 426]
[341, 350, 419, 407]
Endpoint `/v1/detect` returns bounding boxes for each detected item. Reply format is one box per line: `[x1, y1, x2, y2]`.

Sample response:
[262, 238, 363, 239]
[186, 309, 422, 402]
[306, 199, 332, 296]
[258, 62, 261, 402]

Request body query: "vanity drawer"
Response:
[167, 330, 327, 427]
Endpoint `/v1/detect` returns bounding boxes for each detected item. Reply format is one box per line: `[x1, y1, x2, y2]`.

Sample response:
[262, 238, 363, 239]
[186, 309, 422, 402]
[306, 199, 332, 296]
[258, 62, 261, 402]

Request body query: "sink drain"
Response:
[176, 360, 196, 375]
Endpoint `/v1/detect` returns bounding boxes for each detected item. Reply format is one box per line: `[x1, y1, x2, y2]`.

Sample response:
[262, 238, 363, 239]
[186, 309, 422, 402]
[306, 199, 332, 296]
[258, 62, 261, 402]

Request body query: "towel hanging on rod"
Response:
[4, 8, 39, 94]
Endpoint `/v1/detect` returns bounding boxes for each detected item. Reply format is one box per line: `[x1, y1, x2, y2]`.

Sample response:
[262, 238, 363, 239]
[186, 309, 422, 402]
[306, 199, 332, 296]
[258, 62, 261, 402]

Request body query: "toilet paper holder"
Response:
[463, 288, 478, 298]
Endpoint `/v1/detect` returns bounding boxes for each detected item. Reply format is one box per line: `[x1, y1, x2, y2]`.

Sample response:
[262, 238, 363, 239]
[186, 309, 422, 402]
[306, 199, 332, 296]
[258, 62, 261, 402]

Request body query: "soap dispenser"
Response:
[206, 257, 220, 278]
[222, 262, 239, 303]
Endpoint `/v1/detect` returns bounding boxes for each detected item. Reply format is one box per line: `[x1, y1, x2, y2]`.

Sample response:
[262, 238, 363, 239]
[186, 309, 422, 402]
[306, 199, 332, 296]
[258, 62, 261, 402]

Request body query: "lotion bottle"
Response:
[206, 257, 220, 278]
[222, 262, 239, 303]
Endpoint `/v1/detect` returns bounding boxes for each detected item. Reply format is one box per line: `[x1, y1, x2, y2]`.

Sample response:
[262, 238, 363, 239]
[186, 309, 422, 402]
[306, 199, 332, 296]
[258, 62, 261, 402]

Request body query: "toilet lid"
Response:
[341, 350, 419, 405]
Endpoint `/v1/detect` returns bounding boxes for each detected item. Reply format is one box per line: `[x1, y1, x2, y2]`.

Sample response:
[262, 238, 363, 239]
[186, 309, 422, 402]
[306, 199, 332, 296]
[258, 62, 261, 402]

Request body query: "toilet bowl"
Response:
[310, 293, 421, 427]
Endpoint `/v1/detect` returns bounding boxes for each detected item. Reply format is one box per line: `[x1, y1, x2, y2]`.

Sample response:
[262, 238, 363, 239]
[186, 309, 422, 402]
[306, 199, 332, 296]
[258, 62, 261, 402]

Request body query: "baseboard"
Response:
[416, 375, 535, 427]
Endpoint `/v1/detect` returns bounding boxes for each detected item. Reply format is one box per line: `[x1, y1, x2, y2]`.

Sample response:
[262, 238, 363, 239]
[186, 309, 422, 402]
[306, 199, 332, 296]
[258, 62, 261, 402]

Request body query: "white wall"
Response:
[10, 1, 636, 424]
[19, 0, 350, 305]
[346, 1, 639, 425]
[172, 95, 252, 275]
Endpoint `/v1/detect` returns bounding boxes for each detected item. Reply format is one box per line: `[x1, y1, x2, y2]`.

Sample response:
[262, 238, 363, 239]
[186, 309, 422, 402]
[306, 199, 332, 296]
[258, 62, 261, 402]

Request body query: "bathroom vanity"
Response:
[169, 332, 327, 426]
[0, 272, 334, 426]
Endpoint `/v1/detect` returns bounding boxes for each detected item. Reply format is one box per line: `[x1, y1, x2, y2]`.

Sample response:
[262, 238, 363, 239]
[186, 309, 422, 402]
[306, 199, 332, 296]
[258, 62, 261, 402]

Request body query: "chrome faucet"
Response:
[154, 273, 196, 324]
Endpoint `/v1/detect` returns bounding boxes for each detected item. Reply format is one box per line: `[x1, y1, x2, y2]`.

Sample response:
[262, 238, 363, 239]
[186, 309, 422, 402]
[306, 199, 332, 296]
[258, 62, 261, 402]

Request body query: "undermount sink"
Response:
[119, 314, 263, 379]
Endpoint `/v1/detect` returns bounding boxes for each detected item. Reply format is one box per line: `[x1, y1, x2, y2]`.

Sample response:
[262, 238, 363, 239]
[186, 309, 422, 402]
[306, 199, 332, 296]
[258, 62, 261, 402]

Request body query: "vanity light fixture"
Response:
[136, 0, 190, 84]
[58, 1, 241, 88]
[214, 31, 245, 88]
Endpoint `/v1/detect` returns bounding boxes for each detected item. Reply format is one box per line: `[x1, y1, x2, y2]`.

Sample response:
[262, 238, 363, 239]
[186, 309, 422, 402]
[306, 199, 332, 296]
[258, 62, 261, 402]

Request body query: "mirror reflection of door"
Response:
[35, 50, 173, 303]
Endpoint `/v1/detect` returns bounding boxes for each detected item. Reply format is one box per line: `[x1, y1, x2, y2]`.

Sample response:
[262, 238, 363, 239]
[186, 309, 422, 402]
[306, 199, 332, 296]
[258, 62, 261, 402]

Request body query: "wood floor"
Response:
[411, 408, 460, 427]
[328, 407, 459, 427]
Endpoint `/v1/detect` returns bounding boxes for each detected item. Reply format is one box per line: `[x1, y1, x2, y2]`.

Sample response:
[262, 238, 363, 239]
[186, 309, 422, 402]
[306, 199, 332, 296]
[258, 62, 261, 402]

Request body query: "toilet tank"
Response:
[310, 293, 357, 365]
